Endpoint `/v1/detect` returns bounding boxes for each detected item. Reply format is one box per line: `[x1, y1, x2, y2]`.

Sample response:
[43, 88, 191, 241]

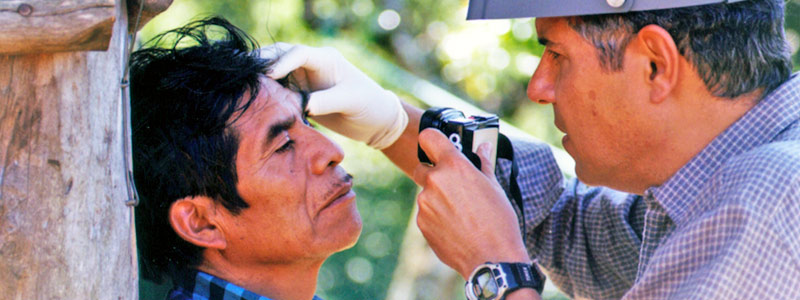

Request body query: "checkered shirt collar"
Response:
[646, 73, 800, 226]
[173, 269, 324, 300]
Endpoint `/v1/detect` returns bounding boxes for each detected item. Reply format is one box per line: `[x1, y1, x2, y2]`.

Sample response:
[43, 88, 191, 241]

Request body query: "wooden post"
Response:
[0, 0, 116, 54]
[0, 1, 141, 298]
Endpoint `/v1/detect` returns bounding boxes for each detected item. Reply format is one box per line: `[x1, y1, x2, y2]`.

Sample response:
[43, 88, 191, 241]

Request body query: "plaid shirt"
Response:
[168, 270, 324, 300]
[497, 74, 800, 299]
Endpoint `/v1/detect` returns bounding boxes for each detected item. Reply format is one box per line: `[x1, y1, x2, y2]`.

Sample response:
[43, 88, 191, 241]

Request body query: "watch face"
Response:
[472, 268, 499, 300]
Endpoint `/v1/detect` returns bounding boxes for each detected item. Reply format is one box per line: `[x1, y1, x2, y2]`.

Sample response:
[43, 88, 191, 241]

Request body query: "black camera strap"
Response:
[496, 133, 526, 244]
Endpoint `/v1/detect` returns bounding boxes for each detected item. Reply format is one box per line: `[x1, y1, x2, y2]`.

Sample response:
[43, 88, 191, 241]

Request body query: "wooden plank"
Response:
[0, 0, 138, 298]
[0, 0, 116, 54]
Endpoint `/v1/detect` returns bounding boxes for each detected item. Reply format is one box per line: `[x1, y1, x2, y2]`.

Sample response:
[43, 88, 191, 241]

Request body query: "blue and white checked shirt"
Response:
[496, 74, 800, 299]
[168, 269, 324, 300]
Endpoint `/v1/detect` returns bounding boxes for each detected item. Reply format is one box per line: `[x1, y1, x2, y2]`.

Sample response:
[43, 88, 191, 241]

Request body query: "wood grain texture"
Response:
[126, 0, 173, 31]
[0, 0, 137, 298]
[0, 0, 116, 55]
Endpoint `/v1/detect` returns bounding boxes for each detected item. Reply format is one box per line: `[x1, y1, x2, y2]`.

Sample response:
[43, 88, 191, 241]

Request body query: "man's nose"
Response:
[309, 130, 345, 175]
[527, 63, 556, 105]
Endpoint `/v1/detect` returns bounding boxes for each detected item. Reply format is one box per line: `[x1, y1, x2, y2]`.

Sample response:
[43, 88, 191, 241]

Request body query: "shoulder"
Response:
[703, 140, 800, 237]
[713, 140, 800, 203]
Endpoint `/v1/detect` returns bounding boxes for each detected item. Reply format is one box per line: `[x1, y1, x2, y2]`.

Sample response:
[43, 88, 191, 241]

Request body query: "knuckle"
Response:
[416, 192, 426, 204]
[423, 172, 437, 186]
[439, 154, 463, 169]
[415, 214, 427, 231]
[427, 171, 444, 187]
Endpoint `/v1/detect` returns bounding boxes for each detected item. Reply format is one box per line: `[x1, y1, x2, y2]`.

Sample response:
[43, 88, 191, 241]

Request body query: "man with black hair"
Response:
[130, 17, 362, 300]
[267, 0, 800, 299]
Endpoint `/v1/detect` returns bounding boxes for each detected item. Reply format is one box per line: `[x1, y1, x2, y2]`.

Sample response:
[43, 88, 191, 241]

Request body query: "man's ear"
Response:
[169, 196, 227, 250]
[634, 24, 680, 103]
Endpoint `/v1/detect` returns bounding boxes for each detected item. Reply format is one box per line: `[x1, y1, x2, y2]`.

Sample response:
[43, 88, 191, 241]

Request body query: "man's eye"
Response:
[275, 140, 295, 153]
[302, 110, 314, 127]
[302, 117, 314, 128]
[547, 50, 561, 60]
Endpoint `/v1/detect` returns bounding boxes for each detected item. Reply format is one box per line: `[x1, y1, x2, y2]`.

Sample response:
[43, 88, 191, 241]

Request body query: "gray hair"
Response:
[568, 0, 793, 98]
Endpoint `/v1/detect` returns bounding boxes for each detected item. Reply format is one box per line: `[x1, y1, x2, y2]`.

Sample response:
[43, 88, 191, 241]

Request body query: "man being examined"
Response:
[131, 18, 371, 300]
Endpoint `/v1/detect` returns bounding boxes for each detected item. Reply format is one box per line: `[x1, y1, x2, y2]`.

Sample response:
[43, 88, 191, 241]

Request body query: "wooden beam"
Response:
[0, 0, 116, 55]
[0, 0, 138, 298]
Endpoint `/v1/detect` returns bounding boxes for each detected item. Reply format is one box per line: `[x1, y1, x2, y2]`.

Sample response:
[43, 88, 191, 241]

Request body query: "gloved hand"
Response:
[263, 43, 408, 150]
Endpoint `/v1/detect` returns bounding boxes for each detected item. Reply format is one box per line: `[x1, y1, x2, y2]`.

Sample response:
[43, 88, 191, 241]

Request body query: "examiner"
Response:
[266, 0, 800, 298]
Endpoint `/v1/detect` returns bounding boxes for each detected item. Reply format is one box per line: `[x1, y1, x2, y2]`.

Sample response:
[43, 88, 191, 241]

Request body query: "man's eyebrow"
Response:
[300, 90, 310, 119]
[538, 37, 551, 46]
[266, 116, 296, 144]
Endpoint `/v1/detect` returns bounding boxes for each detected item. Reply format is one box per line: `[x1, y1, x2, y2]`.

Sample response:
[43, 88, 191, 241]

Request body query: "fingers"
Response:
[266, 44, 314, 79]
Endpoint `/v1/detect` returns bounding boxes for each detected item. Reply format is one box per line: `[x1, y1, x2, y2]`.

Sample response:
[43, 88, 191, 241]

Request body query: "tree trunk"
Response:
[0, 1, 137, 299]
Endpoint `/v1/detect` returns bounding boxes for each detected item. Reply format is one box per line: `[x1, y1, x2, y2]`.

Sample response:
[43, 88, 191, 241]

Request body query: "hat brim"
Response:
[466, 0, 749, 20]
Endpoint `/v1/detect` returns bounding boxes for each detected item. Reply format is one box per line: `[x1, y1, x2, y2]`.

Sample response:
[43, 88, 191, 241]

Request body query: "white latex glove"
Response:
[262, 43, 408, 150]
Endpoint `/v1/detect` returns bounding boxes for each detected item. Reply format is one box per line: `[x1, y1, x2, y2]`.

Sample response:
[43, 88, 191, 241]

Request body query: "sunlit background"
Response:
[137, 0, 800, 299]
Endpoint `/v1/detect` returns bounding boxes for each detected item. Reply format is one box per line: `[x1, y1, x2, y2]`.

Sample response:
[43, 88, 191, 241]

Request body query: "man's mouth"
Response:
[320, 174, 355, 212]
[552, 108, 566, 134]
[554, 118, 566, 135]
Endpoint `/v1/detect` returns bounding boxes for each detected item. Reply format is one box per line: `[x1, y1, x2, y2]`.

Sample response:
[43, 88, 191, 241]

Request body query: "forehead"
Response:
[535, 17, 571, 42]
[233, 77, 302, 128]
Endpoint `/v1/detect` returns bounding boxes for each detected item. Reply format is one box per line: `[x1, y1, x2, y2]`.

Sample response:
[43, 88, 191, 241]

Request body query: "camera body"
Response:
[418, 107, 499, 172]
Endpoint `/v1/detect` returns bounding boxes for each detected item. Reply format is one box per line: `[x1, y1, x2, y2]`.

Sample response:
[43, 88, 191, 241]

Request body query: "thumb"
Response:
[418, 129, 461, 165]
[477, 143, 496, 177]
[306, 86, 362, 116]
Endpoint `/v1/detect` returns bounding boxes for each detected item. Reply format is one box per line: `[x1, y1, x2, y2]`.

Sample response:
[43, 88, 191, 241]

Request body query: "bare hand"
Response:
[414, 129, 530, 279]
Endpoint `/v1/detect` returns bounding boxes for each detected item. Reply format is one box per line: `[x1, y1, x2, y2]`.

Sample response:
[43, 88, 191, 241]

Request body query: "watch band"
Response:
[465, 262, 546, 300]
[505, 263, 545, 295]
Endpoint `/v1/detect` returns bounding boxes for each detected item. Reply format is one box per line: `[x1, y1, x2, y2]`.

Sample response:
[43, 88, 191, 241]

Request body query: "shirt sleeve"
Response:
[494, 137, 645, 299]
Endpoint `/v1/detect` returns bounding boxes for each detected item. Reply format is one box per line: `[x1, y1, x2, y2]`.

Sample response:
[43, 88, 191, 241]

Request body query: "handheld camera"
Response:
[417, 107, 499, 172]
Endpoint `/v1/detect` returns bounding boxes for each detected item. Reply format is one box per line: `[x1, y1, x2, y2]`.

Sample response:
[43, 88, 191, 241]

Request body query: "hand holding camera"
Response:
[414, 126, 529, 280]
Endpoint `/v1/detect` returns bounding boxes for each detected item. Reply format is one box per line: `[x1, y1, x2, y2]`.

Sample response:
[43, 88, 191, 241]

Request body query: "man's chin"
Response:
[339, 222, 363, 252]
[318, 210, 363, 253]
[574, 164, 603, 187]
[341, 214, 363, 249]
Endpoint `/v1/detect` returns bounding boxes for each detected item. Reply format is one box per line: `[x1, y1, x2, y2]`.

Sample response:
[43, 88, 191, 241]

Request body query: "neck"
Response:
[198, 253, 326, 300]
[645, 82, 761, 193]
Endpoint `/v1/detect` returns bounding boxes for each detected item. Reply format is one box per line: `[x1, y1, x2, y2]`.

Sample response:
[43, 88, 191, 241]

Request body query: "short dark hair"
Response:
[130, 17, 272, 283]
[568, 0, 793, 98]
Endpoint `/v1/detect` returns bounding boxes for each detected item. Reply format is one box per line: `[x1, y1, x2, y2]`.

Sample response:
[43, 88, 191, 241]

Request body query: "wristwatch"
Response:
[465, 262, 545, 300]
